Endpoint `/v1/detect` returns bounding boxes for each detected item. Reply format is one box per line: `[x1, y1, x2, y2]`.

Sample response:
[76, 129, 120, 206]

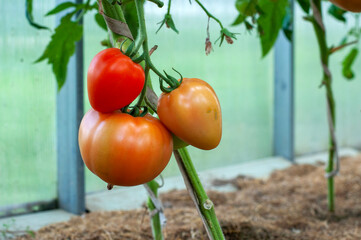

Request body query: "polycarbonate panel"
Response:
[0, 1, 57, 207]
[295, 3, 361, 155]
[84, 0, 273, 192]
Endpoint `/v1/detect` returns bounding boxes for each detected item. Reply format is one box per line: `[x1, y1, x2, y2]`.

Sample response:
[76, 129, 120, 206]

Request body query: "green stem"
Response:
[136, 66, 150, 107]
[134, 0, 178, 88]
[310, 0, 336, 213]
[167, 0, 171, 14]
[146, 180, 163, 240]
[177, 148, 225, 239]
[194, 0, 223, 29]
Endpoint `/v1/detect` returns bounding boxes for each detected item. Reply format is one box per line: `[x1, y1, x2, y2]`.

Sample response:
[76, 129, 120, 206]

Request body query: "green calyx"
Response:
[122, 105, 149, 117]
[159, 68, 183, 93]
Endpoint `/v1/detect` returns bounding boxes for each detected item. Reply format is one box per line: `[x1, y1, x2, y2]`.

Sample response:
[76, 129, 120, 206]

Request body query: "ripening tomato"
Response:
[78, 109, 173, 186]
[329, 0, 361, 12]
[157, 78, 222, 150]
[87, 48, 145, 113]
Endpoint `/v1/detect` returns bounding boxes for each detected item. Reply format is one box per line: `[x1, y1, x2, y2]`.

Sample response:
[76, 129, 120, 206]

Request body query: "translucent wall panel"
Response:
[0, 1, 57, 207]
[295, 4, 361, 155]
[84, 0, 273, 192]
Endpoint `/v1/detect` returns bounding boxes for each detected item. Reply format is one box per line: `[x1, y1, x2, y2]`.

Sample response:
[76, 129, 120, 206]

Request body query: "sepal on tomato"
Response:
[173, 134, 189, 150]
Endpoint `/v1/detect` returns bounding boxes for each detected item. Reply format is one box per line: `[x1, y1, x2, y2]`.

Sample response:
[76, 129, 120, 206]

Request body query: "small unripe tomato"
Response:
[78, 109, 173, 186]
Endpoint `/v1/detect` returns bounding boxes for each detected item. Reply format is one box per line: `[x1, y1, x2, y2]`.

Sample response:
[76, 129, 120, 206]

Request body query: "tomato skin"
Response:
[157, 78, 222, 150]
[329, 0, 361, 12]
[78, 109, 173, 186]
[87, 48, 145, 113]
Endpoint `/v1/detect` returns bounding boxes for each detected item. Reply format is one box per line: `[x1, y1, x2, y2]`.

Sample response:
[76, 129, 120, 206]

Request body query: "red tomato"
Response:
[329, 0, 361, 12]
[157, 78, 222, 150]
[87, 48, 145, 113]
[78, 109, 173, 186]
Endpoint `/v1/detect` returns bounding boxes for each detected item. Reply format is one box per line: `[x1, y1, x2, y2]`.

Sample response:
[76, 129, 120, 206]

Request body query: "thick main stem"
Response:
[146, 181, 163, 240]
[310, 0, 336, 212]
[176, 148, 225, 239]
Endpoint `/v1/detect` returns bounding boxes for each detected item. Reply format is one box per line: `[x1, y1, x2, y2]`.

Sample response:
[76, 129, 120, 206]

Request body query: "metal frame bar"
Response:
[0, 200, 57, 218]
[273, 1, 295, 161]
[56, 0, 85, 215]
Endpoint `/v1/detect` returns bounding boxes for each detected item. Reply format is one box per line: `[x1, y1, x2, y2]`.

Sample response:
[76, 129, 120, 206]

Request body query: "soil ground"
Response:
[16, 155, 361, 239]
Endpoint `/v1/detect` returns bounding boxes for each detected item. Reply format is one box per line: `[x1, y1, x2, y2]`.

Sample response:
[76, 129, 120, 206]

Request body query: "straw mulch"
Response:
[16, 155, 361, 239]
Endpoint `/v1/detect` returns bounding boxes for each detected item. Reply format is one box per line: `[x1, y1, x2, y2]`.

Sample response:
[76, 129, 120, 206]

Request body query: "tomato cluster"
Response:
[79, 48, 222, 187]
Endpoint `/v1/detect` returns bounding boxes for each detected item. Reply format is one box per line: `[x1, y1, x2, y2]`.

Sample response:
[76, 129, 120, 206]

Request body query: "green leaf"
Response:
[236, 0, 258, 15]
[257, 0, 288, 57]
[36, 14, 83, 90]
[296, 0, 310, 13]
[328, 5, 347, 22]
[25, 0, 50, 30]
[45, 2, 77, 16]
[121, 1, 138, 39]
[342, 47, 358, 80]
[282, 6, 293, 41]
[232, 0, 257, 26]
[95, 13, 108, 31]
[231, 14, 246, 26]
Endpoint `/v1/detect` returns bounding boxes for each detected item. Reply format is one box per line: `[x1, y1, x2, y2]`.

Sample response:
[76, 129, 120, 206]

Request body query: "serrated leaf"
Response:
[342, 47, 358, 80]
[296, 0, 310, 13]
[95, 13, 107, 31]
[328, 4, 347, 22]
[45, 2, 77, 16]
[257, 0, 288, 57]
[36, 14, 83, 90]
[26, 0, 50, 30]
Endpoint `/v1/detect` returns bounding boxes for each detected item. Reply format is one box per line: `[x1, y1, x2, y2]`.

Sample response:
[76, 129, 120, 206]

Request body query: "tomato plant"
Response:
[78, 109, 173, 186]
[87, 48, 145, 113]
[329, 0, 361, 12]
[157, 78, 222, 150]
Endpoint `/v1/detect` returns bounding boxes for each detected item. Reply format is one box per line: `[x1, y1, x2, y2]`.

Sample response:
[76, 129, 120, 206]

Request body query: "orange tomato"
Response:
[329, 0, 361, 12]
[157, 78, 222, 150]
[78, 109, 173, 186]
